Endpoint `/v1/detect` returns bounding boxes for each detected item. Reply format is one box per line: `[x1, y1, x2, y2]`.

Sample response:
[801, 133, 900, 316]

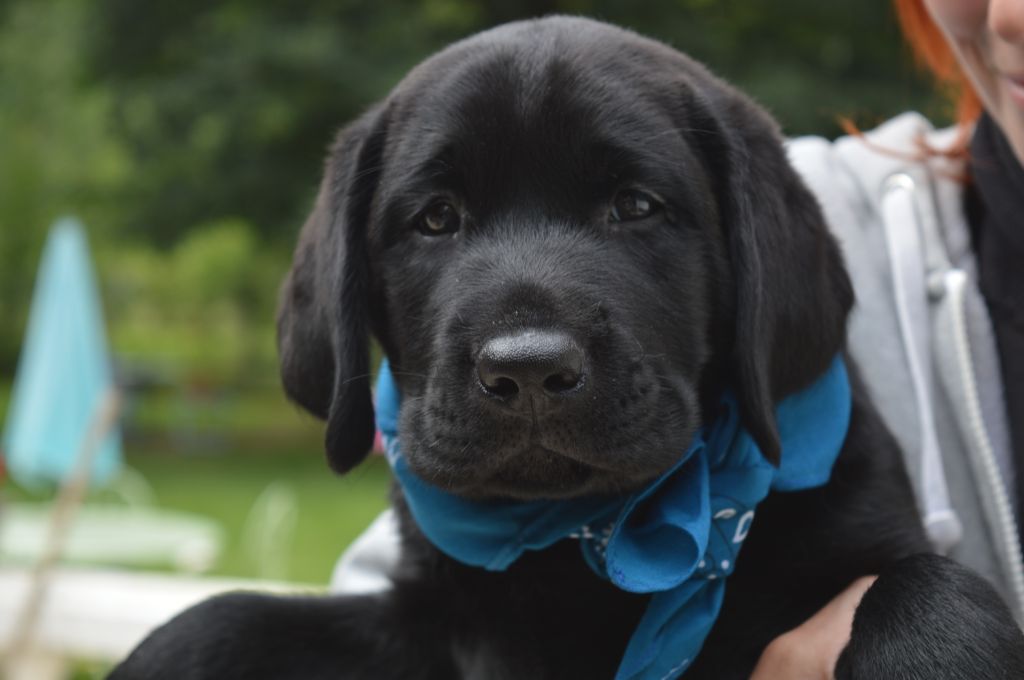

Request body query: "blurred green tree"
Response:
[0, 0, 130, 371]
[85, 0, 938, 247]
[0, 0, 941, 380]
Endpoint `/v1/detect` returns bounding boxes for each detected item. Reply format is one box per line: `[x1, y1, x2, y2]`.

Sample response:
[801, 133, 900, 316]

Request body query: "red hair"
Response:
[842, 0, 981, 161]
[893, 0, 982, 127]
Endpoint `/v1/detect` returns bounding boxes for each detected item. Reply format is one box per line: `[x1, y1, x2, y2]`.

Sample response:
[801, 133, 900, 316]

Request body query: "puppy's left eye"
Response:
[418, 201, 461, 236]
[610, 190, 660, 222]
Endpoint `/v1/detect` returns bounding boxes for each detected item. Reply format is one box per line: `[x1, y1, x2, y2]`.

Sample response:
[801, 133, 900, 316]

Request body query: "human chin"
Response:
[995, 99, 1024, 167]
[945, 40, 1024, 166]
[994, 62, 1024, 164]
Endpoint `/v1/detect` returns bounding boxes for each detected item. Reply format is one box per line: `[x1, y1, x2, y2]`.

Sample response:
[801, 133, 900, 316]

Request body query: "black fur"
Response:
[112, 17, 1024, 680]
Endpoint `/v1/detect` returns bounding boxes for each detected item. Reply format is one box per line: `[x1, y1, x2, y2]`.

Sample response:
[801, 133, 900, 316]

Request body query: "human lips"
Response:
[1003, 72, 1024, 109]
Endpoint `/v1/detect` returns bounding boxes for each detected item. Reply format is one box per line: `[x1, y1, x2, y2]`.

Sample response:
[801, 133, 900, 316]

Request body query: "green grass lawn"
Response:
[2, 378, 393, 584]
[126, 446, 393, 583]
[3, 444, 393, 585]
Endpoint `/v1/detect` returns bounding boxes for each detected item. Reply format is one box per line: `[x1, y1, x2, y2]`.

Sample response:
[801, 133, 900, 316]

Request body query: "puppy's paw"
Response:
[835, 553, 1024, 680]
[108, 592, 273, 680]
[109, 590, 459, 680]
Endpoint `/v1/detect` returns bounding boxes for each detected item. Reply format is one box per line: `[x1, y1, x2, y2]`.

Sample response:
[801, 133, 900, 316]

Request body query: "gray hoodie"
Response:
[788, 112, 1024, 623]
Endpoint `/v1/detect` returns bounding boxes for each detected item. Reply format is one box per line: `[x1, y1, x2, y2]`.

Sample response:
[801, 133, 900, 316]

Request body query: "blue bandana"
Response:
[377, 356, 850, 680]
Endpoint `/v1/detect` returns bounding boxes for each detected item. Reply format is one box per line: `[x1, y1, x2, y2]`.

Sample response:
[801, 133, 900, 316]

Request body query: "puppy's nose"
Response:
[477, 330, 585, 403]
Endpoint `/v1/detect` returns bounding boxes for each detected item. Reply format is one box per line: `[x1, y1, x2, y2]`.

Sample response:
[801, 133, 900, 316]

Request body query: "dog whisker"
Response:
[388, 370, 429, 380]
[339, 372, 373, 386]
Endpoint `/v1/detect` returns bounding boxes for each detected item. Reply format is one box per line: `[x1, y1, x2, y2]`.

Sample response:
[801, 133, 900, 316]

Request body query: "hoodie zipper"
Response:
[943, 269, 1024, 622]
[882, 173, 1024, 623]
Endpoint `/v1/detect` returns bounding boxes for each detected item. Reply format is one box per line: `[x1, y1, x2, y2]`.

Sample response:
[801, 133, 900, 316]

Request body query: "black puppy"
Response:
[112, 17, 1024, 680]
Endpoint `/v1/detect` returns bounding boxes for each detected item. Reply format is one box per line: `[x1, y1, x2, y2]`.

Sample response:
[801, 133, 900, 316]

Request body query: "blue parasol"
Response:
[2, 217, 122, 488]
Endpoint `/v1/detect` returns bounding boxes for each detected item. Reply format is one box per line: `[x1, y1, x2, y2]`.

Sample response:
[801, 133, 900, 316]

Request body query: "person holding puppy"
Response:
[755, 0, 1024, 676]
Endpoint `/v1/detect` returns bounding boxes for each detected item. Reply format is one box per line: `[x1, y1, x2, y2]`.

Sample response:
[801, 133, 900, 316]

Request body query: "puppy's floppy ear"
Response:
[277, 106, 389, 474]
[690, 89, 853, 464]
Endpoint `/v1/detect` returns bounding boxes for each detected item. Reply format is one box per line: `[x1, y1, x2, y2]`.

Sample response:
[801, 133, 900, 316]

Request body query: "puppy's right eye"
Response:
[418, 202, 461, 236]
[610, 189, 660, 222]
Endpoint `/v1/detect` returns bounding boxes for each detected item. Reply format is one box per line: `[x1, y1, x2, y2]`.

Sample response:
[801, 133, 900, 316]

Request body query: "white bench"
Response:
[0, 566, 318, 678]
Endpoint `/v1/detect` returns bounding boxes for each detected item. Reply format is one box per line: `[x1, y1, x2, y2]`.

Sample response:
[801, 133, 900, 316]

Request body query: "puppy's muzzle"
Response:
[476, 329, 586, 412]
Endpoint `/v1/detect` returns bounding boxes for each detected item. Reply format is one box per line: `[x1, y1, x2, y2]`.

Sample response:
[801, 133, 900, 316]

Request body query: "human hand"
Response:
[749, 576, 877, 680]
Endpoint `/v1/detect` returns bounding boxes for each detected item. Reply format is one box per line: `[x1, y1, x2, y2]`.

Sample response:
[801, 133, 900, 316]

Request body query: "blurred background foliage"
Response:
[0, 0, 942, 583]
